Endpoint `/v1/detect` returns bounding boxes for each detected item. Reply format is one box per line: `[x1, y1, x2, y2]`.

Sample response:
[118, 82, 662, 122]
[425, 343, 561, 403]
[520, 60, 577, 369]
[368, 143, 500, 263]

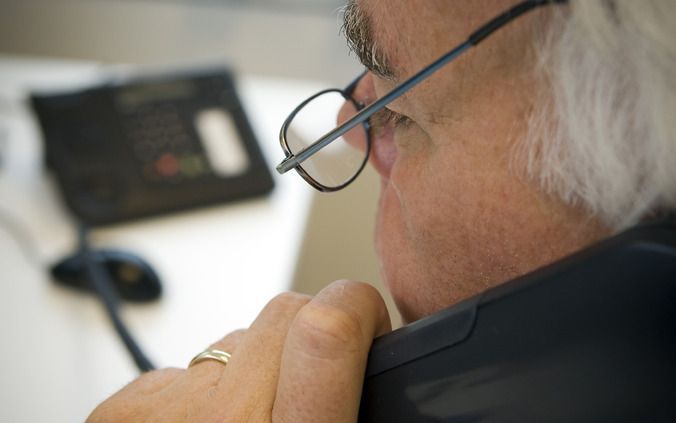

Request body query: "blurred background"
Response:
[0, 0, 400, 323]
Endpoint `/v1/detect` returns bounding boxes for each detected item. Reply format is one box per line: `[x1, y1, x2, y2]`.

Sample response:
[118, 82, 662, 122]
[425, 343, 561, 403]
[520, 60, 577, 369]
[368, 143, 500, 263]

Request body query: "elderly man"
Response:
[88, 0, 676, 421]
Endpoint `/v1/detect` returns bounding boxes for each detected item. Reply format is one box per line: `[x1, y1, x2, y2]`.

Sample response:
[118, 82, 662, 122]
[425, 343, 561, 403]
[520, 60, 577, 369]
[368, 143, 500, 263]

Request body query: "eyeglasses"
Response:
[276, 0, 566, 192]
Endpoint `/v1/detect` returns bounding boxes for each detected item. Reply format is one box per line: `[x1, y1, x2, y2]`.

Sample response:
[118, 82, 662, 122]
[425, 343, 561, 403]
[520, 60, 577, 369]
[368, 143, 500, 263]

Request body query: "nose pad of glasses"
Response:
[346, 71, 375, 104]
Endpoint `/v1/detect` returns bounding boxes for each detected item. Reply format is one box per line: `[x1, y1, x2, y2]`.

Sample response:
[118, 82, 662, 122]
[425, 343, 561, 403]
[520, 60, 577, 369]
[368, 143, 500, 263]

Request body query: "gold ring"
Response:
[188, 349, 232, 368]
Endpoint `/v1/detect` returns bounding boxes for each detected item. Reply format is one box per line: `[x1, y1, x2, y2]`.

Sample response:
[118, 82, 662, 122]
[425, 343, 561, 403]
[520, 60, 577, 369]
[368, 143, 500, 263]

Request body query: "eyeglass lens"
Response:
[284, 91, 368, 189]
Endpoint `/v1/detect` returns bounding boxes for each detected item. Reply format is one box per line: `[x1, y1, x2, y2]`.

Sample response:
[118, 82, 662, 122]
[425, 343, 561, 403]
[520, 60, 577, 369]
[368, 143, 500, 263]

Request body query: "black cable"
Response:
[0, 210, 156, 372]
[77, 224, 156, 373]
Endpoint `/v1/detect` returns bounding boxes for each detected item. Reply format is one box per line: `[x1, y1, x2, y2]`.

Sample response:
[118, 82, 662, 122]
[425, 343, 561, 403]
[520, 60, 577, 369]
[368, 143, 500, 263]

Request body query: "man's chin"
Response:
[374, 177, 426, 324]
[374, 252, 425, 325]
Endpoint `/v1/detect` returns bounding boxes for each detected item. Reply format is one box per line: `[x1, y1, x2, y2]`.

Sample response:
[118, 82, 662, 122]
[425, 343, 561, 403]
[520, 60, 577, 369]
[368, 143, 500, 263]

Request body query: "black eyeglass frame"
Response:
[277, 0, 567, 191]
[278, 72, 371, 192]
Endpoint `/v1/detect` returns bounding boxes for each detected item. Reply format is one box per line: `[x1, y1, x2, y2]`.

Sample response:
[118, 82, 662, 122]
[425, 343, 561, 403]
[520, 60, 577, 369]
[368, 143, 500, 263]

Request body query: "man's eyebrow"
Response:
[340, 0, 397, 81]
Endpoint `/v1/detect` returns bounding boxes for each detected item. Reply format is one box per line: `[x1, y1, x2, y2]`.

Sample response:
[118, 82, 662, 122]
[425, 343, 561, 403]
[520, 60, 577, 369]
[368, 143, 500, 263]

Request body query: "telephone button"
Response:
[179, 154, 208, 178]
[155, 153, 179, 178]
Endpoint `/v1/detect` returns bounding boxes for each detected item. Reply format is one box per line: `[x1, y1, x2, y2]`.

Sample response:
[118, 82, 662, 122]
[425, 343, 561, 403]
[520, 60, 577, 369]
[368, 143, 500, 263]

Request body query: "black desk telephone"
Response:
[32, 67, 274, 225]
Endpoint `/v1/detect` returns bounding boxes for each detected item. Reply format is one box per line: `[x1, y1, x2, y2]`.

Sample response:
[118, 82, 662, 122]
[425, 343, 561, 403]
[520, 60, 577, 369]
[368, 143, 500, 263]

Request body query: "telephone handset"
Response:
[32, 67, 274, 225]
[359, 220, 676, 422]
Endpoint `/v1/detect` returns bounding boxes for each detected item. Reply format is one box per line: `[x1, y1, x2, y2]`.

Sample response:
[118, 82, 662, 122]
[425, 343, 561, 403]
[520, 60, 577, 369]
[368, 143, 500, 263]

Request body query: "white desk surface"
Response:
[0, 56, 322, 422]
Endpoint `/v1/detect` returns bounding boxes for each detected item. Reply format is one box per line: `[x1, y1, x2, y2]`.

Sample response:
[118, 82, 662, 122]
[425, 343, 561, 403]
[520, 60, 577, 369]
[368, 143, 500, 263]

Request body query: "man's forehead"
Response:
[343, 1, 496, 81]
[341, 0, 399, 80]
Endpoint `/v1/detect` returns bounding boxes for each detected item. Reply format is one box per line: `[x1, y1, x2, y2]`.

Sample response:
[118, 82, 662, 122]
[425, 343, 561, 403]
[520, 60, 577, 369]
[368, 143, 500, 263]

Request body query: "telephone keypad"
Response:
[121, 103, 211, 184]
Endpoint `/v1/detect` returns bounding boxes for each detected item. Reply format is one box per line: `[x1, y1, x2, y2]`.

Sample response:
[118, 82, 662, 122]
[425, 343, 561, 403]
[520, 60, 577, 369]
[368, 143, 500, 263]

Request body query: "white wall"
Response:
[0, 0, 357, 83]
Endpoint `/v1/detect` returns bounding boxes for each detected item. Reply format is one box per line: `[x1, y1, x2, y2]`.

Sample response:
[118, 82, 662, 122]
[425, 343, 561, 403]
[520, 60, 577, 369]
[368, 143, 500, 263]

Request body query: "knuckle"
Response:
[224, 328, 247, 338]
[322, 279, 388, 323]
[265, 291, 312, 314]
[294, 300, 365, 356]
[143, 367, 182, 380]
[136, 367, 183, 389]
[211, 329, 246, 350]
[326, 279, 383, 303]
[86, 396, 141, 423]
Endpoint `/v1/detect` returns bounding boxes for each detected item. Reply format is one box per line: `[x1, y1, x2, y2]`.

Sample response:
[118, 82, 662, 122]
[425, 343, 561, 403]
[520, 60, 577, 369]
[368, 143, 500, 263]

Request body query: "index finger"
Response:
[272, 280, 391, 423]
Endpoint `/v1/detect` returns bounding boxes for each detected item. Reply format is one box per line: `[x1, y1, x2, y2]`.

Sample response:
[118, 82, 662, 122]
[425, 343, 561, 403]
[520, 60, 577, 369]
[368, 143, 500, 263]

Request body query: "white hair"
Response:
[524, 0, 676, 230]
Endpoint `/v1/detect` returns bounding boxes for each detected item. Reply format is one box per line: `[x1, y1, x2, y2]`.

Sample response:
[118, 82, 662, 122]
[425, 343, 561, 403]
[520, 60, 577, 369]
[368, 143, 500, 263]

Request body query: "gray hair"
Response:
[340, 0, 396, 79]
[525, 0, 676, 230]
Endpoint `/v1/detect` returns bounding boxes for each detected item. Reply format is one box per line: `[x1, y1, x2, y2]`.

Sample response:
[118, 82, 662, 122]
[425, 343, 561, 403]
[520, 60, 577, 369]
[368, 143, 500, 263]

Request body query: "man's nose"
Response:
[337, 72, 375, 153]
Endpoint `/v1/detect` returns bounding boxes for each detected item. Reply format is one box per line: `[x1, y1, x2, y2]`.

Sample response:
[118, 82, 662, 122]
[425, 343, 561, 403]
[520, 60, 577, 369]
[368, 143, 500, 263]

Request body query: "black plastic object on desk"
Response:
[32, 67, 274, 225]
[359, 220, 676, 422]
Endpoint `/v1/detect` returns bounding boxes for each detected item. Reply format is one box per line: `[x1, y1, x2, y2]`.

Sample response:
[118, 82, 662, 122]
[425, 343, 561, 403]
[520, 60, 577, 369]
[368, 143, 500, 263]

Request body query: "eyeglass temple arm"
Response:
[276, 0, 567, 175]
[275, 41, 470, 174]
[469, 0, 567, 45]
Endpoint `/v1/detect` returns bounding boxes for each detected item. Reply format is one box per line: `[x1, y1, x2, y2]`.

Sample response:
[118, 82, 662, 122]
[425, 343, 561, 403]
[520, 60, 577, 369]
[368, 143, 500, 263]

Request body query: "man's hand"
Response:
[87, 280, 391, 422]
